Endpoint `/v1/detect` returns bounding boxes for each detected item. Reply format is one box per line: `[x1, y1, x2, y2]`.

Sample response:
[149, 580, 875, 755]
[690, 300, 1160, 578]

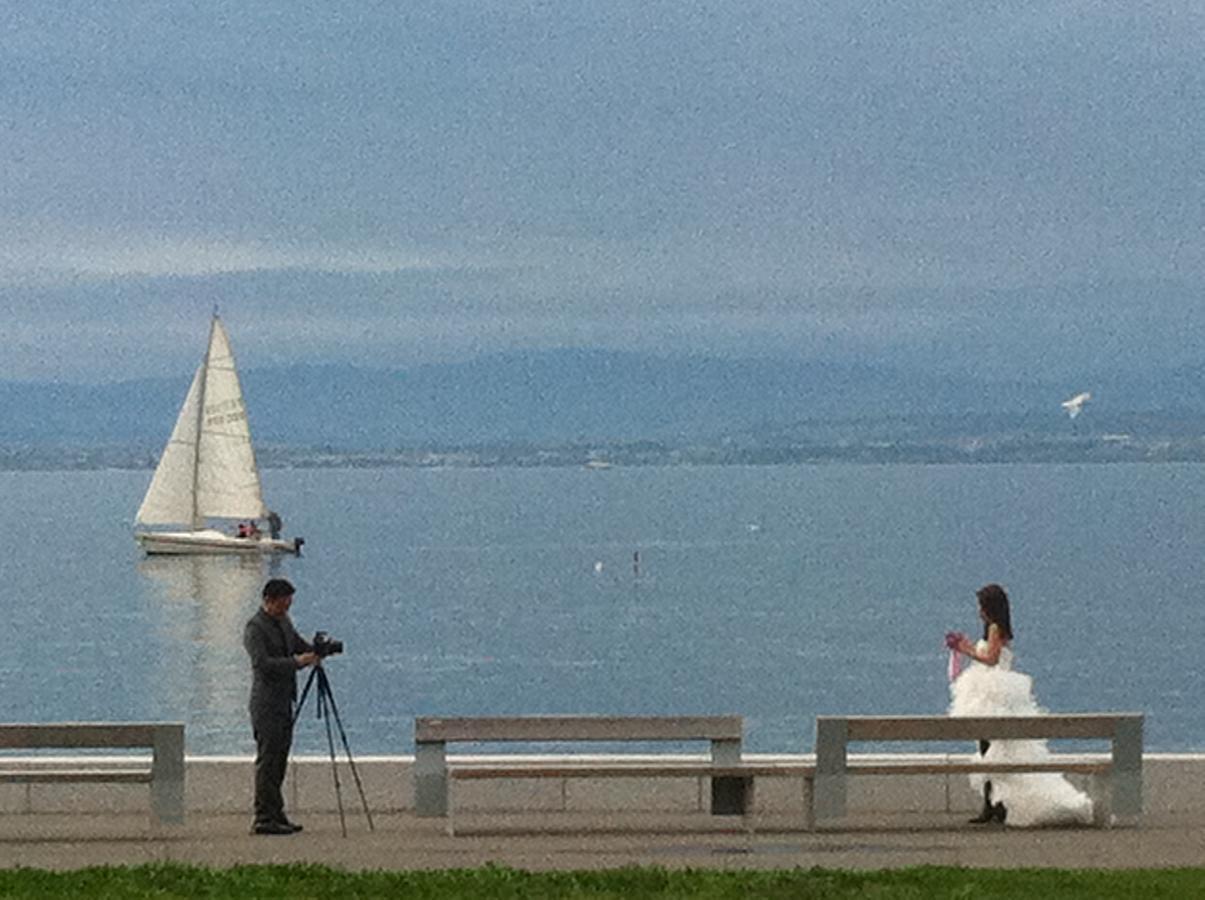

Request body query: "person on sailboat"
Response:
[244, 578, 317, 835]
[267, 510, 282, 540]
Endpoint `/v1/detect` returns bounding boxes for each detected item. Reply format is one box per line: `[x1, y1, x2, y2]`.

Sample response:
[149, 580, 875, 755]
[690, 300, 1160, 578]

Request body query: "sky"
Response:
[1, 1, 1203, 383]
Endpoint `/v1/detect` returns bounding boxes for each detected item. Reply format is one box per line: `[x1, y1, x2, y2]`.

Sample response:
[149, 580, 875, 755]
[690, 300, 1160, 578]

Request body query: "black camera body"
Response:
[312, 630, 344, 658]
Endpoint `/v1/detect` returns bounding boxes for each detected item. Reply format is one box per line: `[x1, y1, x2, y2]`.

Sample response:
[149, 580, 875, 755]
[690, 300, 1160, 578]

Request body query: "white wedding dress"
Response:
[948, 642, 1094, 827]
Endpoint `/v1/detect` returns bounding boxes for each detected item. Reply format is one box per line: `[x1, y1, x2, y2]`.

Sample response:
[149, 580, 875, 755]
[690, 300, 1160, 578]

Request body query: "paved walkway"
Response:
[0, 810, 1202, 871]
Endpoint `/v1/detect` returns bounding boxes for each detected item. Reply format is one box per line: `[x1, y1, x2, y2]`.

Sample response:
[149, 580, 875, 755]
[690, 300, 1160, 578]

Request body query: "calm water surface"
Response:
[2, 463, 1203, 754]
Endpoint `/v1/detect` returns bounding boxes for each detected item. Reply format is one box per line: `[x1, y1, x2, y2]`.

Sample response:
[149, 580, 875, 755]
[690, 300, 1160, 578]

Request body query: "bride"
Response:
[946, 583, 1093, 827]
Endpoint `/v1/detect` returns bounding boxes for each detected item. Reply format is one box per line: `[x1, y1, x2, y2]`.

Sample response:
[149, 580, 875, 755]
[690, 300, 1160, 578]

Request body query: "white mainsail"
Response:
[136, 316, 268, 529]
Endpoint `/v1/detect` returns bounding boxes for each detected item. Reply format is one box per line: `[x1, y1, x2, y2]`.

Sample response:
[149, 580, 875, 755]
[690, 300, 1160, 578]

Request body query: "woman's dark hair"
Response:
[976, 583, 1013, 640]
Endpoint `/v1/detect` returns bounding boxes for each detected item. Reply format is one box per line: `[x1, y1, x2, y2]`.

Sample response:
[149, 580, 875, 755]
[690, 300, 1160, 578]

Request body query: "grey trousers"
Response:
[252, 713, 294, 825]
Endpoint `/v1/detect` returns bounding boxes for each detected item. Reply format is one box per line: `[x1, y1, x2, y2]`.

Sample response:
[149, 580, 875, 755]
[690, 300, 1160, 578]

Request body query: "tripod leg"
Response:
[292, 665, 319, 727]
[317, 673, 376, 831]
[318, 670, 348, 838]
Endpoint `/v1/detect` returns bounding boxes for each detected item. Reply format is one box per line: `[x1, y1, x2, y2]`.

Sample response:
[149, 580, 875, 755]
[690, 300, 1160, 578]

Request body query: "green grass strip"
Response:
[0, 864, 1203, 899]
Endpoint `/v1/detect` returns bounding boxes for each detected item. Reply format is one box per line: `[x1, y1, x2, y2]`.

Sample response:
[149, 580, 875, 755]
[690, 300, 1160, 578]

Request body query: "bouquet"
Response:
[945, 631, 966, 680]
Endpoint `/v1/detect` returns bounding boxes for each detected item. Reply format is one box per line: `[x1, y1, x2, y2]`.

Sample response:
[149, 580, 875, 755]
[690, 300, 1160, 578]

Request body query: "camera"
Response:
[312, 631, 344, 658]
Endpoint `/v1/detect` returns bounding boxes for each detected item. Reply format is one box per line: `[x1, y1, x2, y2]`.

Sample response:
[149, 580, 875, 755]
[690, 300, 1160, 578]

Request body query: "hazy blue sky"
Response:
[1, 2, 1202, 382]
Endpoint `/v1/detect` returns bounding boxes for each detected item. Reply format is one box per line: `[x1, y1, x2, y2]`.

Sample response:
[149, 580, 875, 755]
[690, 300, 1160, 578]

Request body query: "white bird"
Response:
[1061, 391, 1091, 419]
[593, 561, 604, 574]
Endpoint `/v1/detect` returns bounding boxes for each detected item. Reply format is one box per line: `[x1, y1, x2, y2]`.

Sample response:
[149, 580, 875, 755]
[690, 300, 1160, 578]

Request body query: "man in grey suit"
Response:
[244, 577, 317, 835]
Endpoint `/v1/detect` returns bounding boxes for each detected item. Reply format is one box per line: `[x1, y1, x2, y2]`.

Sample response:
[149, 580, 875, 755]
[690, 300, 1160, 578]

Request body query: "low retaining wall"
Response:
[2, 754, 1203, 818]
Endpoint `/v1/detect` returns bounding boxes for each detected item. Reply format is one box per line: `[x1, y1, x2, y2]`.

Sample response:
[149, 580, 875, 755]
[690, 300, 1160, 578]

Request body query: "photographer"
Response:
[243, 578, 318, 836]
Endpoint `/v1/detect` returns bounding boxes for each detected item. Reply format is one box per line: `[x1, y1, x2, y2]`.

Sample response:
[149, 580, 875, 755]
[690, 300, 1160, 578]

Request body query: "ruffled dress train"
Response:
[948, 645, 1093, 827]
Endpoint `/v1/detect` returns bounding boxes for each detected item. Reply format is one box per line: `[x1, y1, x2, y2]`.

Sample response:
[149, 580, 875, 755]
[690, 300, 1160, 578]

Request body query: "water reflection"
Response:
[137, 555, 274, 752]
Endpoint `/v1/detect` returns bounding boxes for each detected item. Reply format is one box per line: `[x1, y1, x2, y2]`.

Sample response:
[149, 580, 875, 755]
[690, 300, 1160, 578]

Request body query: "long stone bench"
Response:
[0, 722, 185, 825]
[813, 713, 1143, 828]
[414, 715, 747, 832]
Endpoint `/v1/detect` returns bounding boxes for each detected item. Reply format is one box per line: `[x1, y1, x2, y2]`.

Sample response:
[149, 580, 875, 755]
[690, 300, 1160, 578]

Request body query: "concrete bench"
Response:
[0, 722, 185, 825]
[414, 715, 746, 832]
[813, 713, 1143, 828]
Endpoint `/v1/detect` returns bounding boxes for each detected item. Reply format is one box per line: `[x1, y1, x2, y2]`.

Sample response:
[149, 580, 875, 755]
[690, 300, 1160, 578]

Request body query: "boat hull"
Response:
[135, 529, 303, 556]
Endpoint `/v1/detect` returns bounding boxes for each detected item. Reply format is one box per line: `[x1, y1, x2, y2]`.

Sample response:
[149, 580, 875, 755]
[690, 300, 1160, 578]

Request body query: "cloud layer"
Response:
[1, 2, 1202, 381]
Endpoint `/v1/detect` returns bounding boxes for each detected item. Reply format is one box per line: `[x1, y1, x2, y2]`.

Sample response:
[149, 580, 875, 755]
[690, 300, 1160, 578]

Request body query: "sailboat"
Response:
[134, 314, 304, 556]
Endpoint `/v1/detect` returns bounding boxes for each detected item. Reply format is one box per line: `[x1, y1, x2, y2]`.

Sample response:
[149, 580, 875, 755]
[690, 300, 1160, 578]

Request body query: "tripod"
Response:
[293, 661, 375, 837]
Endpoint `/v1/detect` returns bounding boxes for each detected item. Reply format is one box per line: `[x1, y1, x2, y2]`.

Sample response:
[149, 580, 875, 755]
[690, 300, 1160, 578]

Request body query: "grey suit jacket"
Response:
[244, 608, 313, 720]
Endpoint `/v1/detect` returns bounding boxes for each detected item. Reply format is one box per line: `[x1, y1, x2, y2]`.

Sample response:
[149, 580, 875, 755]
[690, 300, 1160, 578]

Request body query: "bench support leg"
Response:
[709, 736, 747, 815]
[1111, 717, 1143, 824]
[414, 741, 447, 817]
[1088, 773, 1111, 827]
[813, 718, 848, 823]
[150, 725, 185, 825]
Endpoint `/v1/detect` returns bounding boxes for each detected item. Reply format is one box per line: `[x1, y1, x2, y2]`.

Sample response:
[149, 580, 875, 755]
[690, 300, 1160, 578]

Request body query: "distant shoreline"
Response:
[4, 438, 1205, 472]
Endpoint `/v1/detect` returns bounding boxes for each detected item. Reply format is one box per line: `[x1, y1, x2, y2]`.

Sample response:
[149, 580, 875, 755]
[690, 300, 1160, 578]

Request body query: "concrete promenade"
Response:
[1, 809, 1204, 871]
[2, 753, 1204, 871]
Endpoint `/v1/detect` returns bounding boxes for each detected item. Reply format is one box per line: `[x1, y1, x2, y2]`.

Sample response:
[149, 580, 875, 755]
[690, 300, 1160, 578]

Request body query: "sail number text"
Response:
[204, 398, 246, 427]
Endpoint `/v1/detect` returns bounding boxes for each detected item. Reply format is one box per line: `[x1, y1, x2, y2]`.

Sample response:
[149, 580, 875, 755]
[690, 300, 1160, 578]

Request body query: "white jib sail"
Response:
[135, 366, 203, 526]
[135, 316, 268, 528]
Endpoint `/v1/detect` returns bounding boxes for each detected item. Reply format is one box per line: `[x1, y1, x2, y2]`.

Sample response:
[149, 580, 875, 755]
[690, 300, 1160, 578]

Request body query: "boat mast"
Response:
[191, 314, 217, 530]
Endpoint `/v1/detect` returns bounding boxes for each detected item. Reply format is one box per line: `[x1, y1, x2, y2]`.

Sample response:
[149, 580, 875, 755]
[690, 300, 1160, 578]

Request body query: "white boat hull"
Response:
[135, 528, 303, 556]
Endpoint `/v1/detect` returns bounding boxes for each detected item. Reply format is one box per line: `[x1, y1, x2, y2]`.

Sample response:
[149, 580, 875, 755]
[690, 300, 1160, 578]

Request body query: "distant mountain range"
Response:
[3, 348, 1205, 450]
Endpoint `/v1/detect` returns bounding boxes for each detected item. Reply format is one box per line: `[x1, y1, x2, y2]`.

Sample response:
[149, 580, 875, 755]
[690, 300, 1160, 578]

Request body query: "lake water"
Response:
[2, 463, 1203, 756]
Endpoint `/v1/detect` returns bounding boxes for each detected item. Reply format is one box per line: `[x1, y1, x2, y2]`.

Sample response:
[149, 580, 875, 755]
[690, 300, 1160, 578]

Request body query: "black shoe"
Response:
[279, 820, 303, 834]
[967, 807, 995, 824]
[252, 821, 296, 836]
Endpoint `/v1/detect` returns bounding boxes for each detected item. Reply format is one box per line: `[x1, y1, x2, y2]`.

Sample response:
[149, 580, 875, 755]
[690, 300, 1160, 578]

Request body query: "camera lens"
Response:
[312, 631, 343, 657]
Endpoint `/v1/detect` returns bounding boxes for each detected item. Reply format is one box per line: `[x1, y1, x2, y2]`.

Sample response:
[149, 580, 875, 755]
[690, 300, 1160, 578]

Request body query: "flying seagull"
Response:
[1061, 392, 1091, 419]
